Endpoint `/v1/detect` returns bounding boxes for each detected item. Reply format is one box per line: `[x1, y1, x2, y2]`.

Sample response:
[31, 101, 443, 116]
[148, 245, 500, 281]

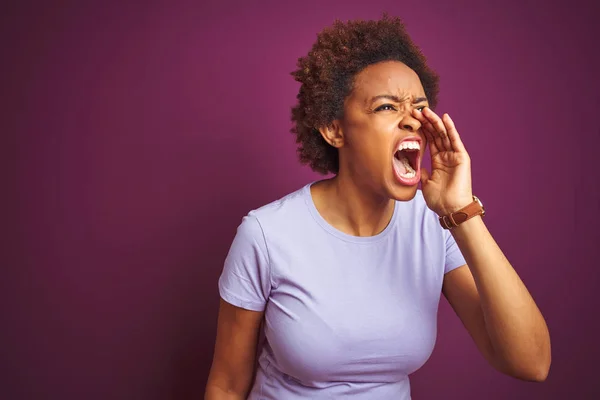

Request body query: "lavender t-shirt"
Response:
[218, 182, 466, 399]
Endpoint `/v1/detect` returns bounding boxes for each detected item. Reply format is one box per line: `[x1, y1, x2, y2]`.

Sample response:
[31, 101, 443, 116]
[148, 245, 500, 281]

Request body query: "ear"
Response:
[317, 120, 344, 148]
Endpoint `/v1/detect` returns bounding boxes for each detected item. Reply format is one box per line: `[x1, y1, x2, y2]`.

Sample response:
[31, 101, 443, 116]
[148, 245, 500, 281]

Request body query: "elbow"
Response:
[531, 351, 552, 382]
[525, 341, 552, 382]
[505, 352, 552, 382]
[531, 366, 550, 382]
[520, 361, 550, 382]
[499, 360, 550, 383]
[494, 344, 551, 382]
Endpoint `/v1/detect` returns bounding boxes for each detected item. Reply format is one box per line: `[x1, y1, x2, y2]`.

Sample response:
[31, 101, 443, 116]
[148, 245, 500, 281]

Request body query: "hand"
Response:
[412, 107, 473, 216]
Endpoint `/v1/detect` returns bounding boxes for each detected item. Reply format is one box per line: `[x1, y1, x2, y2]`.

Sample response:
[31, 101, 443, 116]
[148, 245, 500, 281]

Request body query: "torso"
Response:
[240, 182, 458, 399]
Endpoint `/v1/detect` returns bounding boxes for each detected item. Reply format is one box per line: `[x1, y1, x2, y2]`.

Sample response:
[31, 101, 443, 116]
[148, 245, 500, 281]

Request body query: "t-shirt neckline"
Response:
[302, 181, 398, 244]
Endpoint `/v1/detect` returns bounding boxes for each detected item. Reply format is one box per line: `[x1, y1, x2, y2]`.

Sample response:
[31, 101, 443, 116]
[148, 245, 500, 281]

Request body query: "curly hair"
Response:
[290, 14, 440, 175]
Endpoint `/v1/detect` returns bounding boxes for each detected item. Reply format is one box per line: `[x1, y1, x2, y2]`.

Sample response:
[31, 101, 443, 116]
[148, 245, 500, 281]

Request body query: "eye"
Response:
[374, 104, 397, 112]
[415, 105, 426, 112]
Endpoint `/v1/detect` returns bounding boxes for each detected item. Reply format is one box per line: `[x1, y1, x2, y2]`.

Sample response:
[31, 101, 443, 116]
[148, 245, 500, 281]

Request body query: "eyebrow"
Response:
[369, 94, 428, 104]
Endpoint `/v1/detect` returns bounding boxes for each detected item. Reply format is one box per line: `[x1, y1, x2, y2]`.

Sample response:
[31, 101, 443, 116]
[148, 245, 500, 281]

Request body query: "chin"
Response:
[386, 181, 419, 202]
[386, 167, 421, 201]
[385, 181, 418, 201]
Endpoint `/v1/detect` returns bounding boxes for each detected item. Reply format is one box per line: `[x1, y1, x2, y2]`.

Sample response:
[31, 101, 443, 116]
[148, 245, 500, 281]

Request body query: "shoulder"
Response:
[224, 186, 310, 275]
[250, 183, 310, 218]
[238, 182, 312, 236]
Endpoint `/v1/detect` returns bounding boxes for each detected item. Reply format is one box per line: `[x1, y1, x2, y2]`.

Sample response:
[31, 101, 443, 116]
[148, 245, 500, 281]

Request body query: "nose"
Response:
[399, 113, 422, 132]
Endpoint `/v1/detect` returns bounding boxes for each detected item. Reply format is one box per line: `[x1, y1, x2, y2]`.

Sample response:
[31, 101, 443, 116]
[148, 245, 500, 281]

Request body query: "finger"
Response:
[423, 108, 452, 152]
[412, 109, 439, 156]
[417, 108, 446, 153]
[424, 108, 452, 151]
[443, 113, 467, 153]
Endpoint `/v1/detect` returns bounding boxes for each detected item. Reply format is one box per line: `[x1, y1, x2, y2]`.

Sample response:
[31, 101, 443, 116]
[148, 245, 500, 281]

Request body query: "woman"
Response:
[205, 14, 551, 400]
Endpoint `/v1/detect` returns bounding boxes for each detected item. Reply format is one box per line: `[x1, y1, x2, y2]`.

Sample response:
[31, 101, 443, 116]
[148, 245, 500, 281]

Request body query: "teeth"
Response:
[398, 141, 420, 151]
[395, 140, 419, 180]
[400, 170, 416, 179]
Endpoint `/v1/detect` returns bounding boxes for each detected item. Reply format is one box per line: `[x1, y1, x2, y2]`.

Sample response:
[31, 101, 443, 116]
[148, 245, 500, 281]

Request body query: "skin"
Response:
[205, 60, 551, 399]
[311, 61, 429, 236]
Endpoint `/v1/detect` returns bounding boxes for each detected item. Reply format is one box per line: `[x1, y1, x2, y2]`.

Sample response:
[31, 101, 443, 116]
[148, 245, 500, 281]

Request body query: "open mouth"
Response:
[393, 139, 421, 182]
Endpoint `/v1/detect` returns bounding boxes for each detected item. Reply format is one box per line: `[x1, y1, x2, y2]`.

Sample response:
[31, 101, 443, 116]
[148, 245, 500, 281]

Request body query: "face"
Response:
[322, 60, 429, 201]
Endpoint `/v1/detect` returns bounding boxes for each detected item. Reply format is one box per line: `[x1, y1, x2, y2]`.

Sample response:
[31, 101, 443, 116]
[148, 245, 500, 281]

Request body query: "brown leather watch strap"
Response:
[439, 196, 485, 229]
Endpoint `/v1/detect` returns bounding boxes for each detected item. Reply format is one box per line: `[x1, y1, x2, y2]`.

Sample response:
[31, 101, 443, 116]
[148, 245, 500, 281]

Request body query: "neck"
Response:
[312, 171, 395, 237]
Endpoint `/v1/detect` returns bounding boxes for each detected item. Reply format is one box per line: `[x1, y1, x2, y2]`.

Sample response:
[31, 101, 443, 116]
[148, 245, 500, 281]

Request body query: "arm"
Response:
[442, 217, 551, 381]
[205, 299, 264, 400]
[412, 107, 551, 381]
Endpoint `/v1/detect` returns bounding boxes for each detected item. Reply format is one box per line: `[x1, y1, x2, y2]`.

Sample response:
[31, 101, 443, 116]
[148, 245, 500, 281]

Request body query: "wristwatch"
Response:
[439, 196, 485, 229]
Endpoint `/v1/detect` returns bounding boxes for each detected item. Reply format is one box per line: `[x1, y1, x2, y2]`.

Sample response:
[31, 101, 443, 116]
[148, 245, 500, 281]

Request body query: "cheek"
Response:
[342, 116, 395, 168]
[352, 134, 394, 172]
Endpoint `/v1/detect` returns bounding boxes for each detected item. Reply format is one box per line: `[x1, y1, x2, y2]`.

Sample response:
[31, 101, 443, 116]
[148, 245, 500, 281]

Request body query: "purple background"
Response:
[3, 0, 599, 399]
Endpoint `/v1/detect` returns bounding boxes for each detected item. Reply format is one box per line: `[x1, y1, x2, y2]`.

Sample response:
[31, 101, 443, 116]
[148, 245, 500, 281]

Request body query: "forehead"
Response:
[351, 60, 425, 99]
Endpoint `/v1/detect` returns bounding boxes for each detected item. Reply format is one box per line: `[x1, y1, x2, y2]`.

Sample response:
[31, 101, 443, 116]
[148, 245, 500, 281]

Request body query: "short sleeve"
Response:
[218, 214, 271, 311]
[444, 229, 467, 274]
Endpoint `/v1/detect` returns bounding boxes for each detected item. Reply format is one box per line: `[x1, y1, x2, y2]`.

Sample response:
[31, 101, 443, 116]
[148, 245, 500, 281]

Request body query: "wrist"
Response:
[449, 214, 486, 242]
[438, 195, 485, 230]
[451, 213, 484, 231]
[438, 196, 474, 217]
